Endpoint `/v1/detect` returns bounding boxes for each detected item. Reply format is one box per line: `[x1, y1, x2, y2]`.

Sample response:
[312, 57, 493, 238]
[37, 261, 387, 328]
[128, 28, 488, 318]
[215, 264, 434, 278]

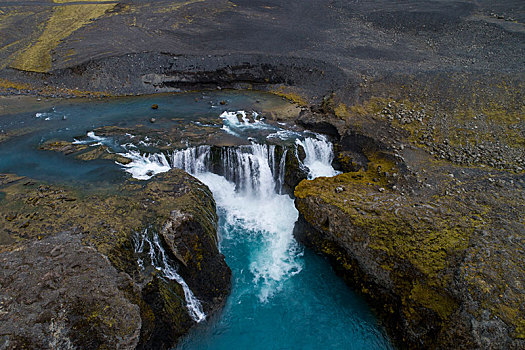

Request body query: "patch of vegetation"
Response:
[11, 2, 116, 72]
[270, 86, 307, 106]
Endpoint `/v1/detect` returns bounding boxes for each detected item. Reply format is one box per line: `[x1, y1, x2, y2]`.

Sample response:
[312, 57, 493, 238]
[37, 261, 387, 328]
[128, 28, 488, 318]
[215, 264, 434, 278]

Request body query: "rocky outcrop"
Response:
[0, 169, 231, 349]
[295, 158, 525, 348]
[0, 232, 141, 349]
[39, 140, 132, 164]
[294, 123, 525, 349]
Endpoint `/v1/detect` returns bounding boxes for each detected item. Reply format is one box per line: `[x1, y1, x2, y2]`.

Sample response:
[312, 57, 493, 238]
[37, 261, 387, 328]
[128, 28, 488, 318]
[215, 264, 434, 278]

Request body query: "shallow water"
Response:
[0, 92, 393, 349]
[0, 91, 287, 185]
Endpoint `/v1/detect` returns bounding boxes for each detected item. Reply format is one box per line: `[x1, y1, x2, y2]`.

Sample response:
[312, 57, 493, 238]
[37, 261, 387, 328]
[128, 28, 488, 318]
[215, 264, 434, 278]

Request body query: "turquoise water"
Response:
[0, 92, 393, 349]
[0, 91, 280, 185]
[172, 166, 392, 350]
[177, 218, 393, 350]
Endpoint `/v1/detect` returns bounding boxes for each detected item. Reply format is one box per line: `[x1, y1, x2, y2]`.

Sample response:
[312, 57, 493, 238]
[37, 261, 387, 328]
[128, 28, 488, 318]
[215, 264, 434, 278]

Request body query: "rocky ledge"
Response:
[0, 170, 231, 349]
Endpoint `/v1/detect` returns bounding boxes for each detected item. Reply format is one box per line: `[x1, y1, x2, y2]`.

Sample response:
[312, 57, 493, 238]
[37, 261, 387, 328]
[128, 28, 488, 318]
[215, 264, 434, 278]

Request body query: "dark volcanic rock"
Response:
[0, 0, 522, 99]
[0, 232, 141, 349]
[159, 209, 229, 309]
[296, 110, 344, 138]
[0, 0, 524, 348]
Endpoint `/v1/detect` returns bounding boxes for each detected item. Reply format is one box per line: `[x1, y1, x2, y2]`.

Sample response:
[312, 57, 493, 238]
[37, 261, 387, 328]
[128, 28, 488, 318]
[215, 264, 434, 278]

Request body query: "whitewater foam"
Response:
[118, 118, 341, 302]
[73, 131, 109, 145]
[119, 150, 171, 180]
[296, 134, 341, 179]
[195, 171, 301, 302]
[220, 110, 278, 137]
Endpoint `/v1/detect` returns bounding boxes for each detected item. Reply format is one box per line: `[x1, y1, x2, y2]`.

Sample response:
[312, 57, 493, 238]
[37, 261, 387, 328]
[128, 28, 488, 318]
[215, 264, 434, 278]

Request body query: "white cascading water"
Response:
[161, 143, 298, 301]
[277, 149, 287, 194]
[119, 150, 171, 180]
[120, 114, 339, 304]
[296, 134, 340, 179]
[171, 146, 211, 175]
[133, 228, 206, 322]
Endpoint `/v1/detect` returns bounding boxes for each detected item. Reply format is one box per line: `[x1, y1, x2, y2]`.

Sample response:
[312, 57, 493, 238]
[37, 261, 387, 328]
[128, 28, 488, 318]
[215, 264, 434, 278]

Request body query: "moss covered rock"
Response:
[294, 143, 525, 349]
[0, 168, 231, 349]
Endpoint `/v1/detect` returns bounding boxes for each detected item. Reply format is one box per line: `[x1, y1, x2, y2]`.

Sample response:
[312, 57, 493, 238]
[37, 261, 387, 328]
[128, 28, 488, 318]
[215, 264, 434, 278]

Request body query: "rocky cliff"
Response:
[293, 82, 525, 349]
[0, 170, 231, 349]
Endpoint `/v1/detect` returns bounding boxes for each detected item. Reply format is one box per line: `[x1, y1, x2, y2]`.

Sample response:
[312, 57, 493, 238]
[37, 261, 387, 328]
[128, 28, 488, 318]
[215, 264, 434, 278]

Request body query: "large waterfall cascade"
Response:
[120, 122, 340, 315]
[68, 109, 390, 349]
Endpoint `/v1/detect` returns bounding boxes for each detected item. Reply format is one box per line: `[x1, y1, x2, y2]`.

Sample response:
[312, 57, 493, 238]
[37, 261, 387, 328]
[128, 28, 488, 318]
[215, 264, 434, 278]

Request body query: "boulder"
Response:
[0, 232, 141, 349]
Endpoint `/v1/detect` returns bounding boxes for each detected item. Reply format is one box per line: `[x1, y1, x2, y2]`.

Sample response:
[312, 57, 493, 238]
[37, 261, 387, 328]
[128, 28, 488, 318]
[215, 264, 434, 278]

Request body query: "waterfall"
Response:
[121, 131, 339, 303]
[171, 146, 211, 175]
[133, 228, 206, 322]
[277, 149, 287, 194]
[157, 144, 284, 197]
[296, 134, 340, 179]
[120, 134, 337, 189]
[219, 144, 276, 197]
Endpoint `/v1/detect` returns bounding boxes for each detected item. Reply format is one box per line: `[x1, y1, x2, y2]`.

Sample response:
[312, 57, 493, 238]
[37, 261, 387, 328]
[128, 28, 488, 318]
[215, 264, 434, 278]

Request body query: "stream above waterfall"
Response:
[0, 92, 393, 349]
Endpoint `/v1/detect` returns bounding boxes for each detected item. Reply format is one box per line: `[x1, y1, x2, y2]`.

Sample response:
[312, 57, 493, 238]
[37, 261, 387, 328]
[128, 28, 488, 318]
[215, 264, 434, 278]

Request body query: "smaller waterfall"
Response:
[119, 150, 171, 180]
[277, 149, 287, 194]
[171, 146, 211, 175]
[133, 228, 206, 323]
[296, 134, 340, 179]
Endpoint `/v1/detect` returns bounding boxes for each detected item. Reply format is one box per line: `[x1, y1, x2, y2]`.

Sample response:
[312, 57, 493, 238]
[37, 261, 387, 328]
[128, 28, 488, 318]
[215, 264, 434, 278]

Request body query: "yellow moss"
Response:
[445, 101, 525, 149]
[342, 97, 388, 119]
[516, 319, 525, 339]
[493, 302, 525, 339]
[295, 151, 479, 316]
[0, 78, 32, 91]
[296, 177, 473, 332]
[270, 86, 307, 106]
[334, 103, 350, 119]
[296, 150, 397, 195]
[158, 279, 188, 324]
[11, 2, 116, 72]
[410, 281, 457, 319]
